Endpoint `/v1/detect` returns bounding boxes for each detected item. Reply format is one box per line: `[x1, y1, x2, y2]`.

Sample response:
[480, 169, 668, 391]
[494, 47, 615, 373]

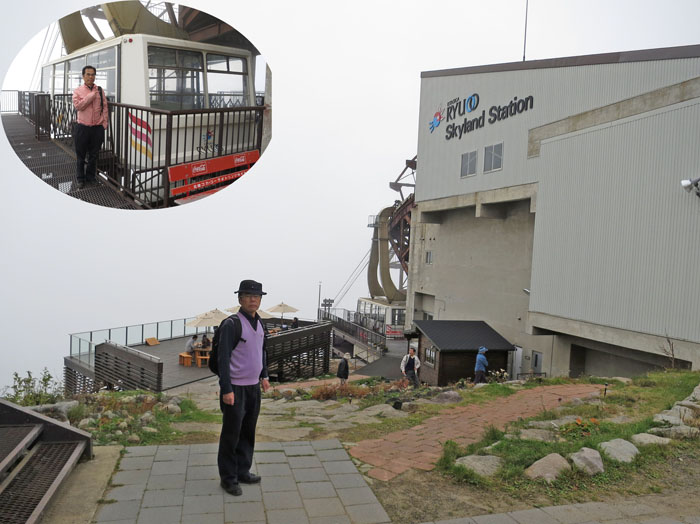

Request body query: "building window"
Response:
[206, 54, 248, 108]
[460, 150, 477, 177]
[484, 142, 503, 173]
[425, 251, 433, 264]
[425, 346, 436, 367]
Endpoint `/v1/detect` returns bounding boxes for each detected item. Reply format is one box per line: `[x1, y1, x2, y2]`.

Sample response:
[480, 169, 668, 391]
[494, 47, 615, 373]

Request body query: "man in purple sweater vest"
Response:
[217, 280, 271, 496]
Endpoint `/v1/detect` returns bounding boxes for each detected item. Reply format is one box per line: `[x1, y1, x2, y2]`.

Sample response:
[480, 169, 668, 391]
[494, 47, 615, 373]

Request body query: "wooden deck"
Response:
[132, 336, 214, 390]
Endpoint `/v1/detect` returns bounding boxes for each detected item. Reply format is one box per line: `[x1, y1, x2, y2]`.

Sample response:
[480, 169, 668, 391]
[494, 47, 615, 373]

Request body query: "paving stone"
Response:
[124, 445, 158, 457]
[136, 506, 181, 524]
[329, 473, 368, 489]
[323, 460, 359, 474]
[95, 500, 140, 521]
[186, 465, 219, 480]
[508, 508, 561, 524]
[298, 481, 337, 499]
[154, 447, 188, 462]
[293, 467, 330, 482]
[289, 456, 323, 469]
[574, 502, 624, 520]
[98, 520, 137, 524]
[603, 519, 640, 524]
[119, 457, 155, 471]
[318, 449, 350, 461]
[180, 514, 224, 524]
[286, 445, 317, 456]
[682, 517, 700, 524]
[105, 483, 146, 501]
[254, 451, 287, 463]
[150, 460, 188, 476]
[638, 519, 685, 524]
[304, 496, 346, 517]
[616, 502, 657, 517]
[141, 488, 184, 507]
[434, 518, 478, 524]
[311, 439, 343, 450]
[472, 515, 518, 524]
[112, 469, 151, 485]
[263, 489, 304, 509]
[257, 463, 293, 476]
[146, 473, 186, 490]
[182, 494, 224, 514]
[345, 502, 391, 523]
[261, 475, 297, 492]
[540, 504, 593, 523]
[256, 441, 284, 450]
[282, 440, 313, 446]
[267, 508, 310, 524]
[188, 453, 218, 466]
[337, 486, 379, 506]
[310, 516, 351, 524]
[185, 478, 221, 496]
[188, 443, 219, 454]
[224, 501, 265, 522]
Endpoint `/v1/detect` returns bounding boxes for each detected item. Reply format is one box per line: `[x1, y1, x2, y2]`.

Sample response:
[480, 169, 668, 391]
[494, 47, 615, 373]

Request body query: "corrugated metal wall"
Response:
[529, 101, 700, 343]
[417, 58, 700, 202]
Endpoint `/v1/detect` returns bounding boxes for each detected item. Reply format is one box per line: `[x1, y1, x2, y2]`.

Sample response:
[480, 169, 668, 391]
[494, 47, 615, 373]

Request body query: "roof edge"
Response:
[421, 44, 700, 79]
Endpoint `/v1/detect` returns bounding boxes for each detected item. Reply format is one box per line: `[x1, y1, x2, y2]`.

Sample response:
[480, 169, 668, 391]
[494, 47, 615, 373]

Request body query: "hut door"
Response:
[532, 351, 543, 374]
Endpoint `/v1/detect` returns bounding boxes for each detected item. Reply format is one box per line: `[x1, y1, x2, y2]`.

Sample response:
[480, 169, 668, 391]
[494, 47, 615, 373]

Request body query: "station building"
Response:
[406, 45, 700, 378]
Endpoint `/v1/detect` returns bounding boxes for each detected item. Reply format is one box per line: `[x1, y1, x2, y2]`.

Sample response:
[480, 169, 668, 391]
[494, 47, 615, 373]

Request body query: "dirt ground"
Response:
[370, 444, 700, 523]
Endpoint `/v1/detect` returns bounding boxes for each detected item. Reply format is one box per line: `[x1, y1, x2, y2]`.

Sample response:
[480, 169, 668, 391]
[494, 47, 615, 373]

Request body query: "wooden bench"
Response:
[179, 352, 192, 367]
[196, 354, 210, 368]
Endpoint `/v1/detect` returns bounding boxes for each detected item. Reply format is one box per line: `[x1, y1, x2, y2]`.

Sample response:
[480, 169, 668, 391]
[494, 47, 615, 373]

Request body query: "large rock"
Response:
[631, 433, 672, 446]
[362, 404, 407, 418]
[127, 434, 140, 444]
[433, 391, 463, 403]
[518, 429, 560, 442]
[528, 416, 580, 429]
[29, 400, 79, 422]
[569, 447, 604, 475]
[78, 418, 93, 429]
[677, 401, 700, 414]
[669, 405, 696, 420]
[653, 413, 684, 426]
[140, 412, 155, 425]
[455, 455, 503, 477]
[599, 439, 639, 463]
[648, 425, 700, 439]
[524, 453, 571, 483]
[165, 403, 181, 415]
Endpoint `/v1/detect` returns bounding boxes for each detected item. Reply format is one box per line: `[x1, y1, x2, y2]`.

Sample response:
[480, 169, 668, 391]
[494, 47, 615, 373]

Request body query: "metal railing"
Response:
[319, 309, 386, 357]
[49, 94, 264, 207]
[326, 307, 387, 337]
[69, 317, 218, 367]
[17, 91, 50, 139]
[0, 90, 19, 113]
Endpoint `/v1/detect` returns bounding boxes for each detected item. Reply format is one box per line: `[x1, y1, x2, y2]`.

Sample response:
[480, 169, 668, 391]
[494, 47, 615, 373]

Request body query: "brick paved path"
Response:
[349, 384, 602, 481]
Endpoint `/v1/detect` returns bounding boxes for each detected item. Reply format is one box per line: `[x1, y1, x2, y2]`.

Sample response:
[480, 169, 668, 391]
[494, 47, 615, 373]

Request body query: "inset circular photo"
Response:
[2, 1, 271, 209]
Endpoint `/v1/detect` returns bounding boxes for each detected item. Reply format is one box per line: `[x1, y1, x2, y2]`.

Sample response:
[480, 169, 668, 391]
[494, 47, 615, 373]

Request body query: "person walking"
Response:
[72, 65, 109, 189]
[474, 346, 489, 384]
[337, 352, 350, 385]
[400, 347, 421, 388]
[217, 279, 271, 496]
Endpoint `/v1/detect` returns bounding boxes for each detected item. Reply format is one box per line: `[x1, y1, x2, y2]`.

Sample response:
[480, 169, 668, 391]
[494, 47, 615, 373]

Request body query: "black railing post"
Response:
[217, 110, 225, 155]
[163, 113, 173, 208]
[255, 108, 264, 151]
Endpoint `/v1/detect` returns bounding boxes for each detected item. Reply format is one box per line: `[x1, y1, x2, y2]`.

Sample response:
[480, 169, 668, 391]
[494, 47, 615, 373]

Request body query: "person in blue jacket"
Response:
[474, 346, 489, 383]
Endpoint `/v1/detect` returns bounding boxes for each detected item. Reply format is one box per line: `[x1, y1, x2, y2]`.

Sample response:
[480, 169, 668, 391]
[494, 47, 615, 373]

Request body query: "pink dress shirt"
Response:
[72, 84, 109, 129]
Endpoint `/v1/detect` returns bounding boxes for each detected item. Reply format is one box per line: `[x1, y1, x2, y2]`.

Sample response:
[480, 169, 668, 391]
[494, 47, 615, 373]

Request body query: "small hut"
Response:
[413, 320, 514, 386]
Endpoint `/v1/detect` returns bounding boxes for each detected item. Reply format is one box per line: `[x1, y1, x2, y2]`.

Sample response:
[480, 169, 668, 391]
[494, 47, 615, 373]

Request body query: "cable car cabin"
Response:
[40, 34, 263, 207]
[355, 297, 406, 339]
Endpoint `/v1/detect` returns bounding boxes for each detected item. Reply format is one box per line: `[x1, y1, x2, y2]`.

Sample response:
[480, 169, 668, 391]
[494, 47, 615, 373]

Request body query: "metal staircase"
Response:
[0, 400, 92, 524]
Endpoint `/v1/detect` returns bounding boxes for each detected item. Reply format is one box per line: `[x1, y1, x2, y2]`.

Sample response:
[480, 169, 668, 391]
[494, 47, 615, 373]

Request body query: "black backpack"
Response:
[208, 314, 242, 376]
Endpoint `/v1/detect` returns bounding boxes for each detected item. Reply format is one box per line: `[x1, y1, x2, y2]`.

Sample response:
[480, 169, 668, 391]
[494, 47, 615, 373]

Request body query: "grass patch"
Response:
[175, 399, 222, 423]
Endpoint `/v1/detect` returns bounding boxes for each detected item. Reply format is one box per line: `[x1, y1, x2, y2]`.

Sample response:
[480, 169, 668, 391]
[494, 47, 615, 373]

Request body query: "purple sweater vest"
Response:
[229, 313, 265, 386]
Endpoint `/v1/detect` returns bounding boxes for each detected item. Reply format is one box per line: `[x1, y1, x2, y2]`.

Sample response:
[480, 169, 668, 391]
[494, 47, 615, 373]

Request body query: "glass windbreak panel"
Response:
[158, 322, 171, 340]
[127, 325, 144, 345]
[184, 321, 196, 336]
[79, 339, 91, 362]
[172, 320, 185, 338]
[143, 323, 157, 342]
[54, 62, 65, 94]
[110, 327, 127, 346]
[41, 66, 52, 93]
[70, 335, 80, 358]
[92, 329, 109, 344]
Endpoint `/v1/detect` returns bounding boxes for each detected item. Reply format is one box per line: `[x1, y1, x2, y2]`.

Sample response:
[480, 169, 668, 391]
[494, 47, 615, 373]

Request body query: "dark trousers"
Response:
[406, 369, 419, 388]
[75, 124, 104, 183]
[218, 384, 261, 484]
[474, 370, 486, 384]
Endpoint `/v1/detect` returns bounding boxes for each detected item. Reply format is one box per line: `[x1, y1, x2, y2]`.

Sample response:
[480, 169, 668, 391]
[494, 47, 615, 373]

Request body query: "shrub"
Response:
[2, 369, 63, 406]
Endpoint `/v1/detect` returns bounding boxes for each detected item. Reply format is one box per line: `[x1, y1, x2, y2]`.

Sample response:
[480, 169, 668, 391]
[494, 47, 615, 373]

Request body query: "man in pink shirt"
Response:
[72, 65, 109, 189]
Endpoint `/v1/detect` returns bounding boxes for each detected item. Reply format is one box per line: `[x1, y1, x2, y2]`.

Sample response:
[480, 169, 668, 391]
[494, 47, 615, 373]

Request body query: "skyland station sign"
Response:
[429, 93, 535, 140]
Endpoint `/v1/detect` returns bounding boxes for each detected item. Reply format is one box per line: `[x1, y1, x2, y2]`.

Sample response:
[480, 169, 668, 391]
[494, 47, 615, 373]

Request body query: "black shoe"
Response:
[220, 480, 242, 496]
[77, 182, 86, 190]
[239, 473, 261, 484]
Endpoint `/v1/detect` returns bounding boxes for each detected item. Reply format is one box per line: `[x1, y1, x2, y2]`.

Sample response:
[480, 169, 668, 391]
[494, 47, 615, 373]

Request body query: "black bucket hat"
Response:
[234, 279, 267, 296]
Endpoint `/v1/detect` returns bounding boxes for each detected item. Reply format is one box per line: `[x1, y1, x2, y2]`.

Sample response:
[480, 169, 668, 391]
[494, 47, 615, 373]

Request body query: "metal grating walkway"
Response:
[2, 114, 140, 210]
[0, 426, 37, 466]
[0, 441, 84, 524]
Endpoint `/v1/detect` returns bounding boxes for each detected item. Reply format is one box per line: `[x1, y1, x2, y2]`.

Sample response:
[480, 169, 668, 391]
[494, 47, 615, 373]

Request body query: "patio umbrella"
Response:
[186, 308, 230, 327]
[267, 302, 300, 323]
[226, 306, 274, 319]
